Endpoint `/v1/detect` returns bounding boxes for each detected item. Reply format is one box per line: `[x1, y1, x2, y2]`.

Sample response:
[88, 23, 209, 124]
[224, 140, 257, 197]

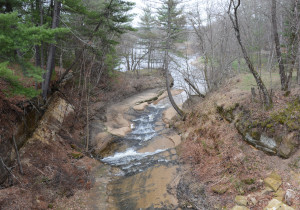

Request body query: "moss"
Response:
[216, 103, 239, 122]
[48, 204, 53, 209]
[252, 120, 260, 127]
[270, 99, 300, 131]
[70, 144, 81, 151]
[288, 156, 300, 169]
[41, 176, 51, 183]
[261, 120, 268, 127]
[242, 178, 255, 185]
[234, 180, 245, 195]
[251, 130, 261, 140]
[266, 123, 273, 129]
[284, 91, 291, 97]
[211, 184, 229, 194]
[70, 152, 84, 159]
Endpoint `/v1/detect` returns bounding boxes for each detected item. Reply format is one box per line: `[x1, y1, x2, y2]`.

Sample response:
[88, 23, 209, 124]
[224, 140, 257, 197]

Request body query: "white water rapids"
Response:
[101, 103, 172, 176]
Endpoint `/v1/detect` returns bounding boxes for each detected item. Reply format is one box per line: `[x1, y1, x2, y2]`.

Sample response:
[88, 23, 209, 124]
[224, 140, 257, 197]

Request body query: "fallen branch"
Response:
[0, 157, 21, 184]
[135, 90, 165, 105]
[184, 78, 205, 98]
[13, 135, 24, 175]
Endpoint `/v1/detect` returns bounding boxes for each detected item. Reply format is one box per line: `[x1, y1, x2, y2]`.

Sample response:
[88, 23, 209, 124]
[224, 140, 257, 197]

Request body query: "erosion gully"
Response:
[99, 93, 185, 210]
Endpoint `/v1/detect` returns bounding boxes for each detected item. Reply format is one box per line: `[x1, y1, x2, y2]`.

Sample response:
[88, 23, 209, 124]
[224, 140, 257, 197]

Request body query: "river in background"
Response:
[119, 52, 207, 100]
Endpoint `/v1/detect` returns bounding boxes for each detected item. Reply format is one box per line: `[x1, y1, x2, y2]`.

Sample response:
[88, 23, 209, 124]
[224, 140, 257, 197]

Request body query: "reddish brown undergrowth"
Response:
[0, 69, 165, 209]
[177, 77, 300, 209]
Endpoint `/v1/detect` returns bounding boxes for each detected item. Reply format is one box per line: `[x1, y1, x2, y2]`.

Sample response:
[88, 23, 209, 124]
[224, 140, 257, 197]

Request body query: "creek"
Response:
[98, 52, 204, 209]
[100, 94, 184, 209]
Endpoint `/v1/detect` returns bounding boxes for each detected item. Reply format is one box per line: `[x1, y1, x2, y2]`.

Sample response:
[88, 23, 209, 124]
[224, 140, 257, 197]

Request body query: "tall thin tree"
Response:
[42, 0, 61, 100]
[158, 0, 185, 118]
[228, 0, 272, 107]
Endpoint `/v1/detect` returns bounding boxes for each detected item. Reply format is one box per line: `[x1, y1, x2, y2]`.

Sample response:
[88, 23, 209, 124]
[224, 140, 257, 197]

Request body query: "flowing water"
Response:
[99, 50, 204, 209]
[100, 96, 184, 209]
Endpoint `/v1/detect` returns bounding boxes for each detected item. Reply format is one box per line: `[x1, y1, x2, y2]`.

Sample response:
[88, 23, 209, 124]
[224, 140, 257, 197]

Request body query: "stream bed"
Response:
[100, 96, 183, 209]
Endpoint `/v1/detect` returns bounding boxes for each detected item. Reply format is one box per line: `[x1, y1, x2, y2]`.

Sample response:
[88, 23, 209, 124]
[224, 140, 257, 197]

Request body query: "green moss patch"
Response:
[269, 99, 300, 131]
[69, 152, 84, 159]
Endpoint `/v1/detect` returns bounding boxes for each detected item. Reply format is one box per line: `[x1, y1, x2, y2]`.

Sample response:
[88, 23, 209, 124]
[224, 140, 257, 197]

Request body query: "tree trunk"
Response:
[35, 45, 41, 90]
[285, 0, 300, 90]
[203, 55, 211, 91]
[40, 0, 44, 70]
[35, 46, 41, 69]
[165, 57, 184, 118]
[228, 0, 272, 107]
[164, 0, 184, 118]
[42, 0, 61, 100]
[85, 73, 90, 152]
[35, 0, 41, 72]
[297, 54, 300, 85]
[271, 0, 287, 90]
[184, 78, 205, 98]
[148, 43, 151, 70]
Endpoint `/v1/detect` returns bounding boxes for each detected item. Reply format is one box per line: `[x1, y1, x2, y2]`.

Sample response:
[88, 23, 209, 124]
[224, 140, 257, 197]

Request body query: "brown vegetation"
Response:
[176, 76, 300, 209]
[0, 69, 165, 209]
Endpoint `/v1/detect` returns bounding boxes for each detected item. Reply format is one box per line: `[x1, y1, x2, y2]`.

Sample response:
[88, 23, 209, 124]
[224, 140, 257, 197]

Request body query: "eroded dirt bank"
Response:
[0, 71, 168, 209]
[174, 77, 300, 209]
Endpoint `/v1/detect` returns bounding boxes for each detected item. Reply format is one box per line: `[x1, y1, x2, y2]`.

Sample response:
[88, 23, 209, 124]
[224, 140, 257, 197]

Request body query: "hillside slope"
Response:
[175, 75, 300, 209]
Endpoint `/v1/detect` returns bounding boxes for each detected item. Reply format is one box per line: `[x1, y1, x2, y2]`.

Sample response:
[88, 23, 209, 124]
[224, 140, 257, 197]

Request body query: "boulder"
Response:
[211, 184, 228, 194]
[278, 132, 299, 159]
[231, 102, 300, 158]
[291, 171, 300, 185]
[264, 199, 294, 210]
[235, 195, 248, 206]
[249, 197, 257, 205]
[94, 132, 114, 154]
[133, 102, 148, 111]
[284, 189, 296, 206]
[232, 206, 250, 210]
[264, 172, 282, 191]
[274, 188, 285, 201]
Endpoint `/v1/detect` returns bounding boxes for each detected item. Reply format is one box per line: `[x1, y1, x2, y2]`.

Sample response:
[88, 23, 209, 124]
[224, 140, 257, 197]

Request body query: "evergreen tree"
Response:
[157, 0, 186, 43]
[157, 0, 186, 118]
[0, 11, 65, 97]
[139, 6, 157, 69]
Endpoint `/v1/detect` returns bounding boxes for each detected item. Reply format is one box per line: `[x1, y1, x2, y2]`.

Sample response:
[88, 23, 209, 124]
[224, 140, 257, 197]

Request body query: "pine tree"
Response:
[157, 0, 186, 118]
[0, 11, 64, 97]
[157, 0, 186, 43]
[139, 6, 157, 69]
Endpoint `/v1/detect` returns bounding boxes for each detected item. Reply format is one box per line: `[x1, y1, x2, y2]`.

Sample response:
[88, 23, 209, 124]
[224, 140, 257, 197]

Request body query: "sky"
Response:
[129, 0, 149, 26]
[129, 0, 227, 27]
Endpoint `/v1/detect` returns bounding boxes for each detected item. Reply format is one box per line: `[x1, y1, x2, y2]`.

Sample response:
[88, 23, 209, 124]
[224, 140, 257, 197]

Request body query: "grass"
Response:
[236, 70, 298, 91]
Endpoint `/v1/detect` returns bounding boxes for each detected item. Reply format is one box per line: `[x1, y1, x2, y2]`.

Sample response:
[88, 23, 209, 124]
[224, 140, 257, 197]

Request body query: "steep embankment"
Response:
[0, 92, 98, 209]
[175, 76, 300, 209]
[0, 70, 166, 209]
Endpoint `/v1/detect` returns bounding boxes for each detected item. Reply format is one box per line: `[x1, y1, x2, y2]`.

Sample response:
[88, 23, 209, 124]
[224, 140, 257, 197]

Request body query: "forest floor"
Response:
[0, 69, 166, 209]
[175, 74, 300, 209]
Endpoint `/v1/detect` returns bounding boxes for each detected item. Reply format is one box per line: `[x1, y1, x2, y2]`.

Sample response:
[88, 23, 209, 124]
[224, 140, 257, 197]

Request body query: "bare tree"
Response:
[272, 0, 288, 90]
[228, 0, 272, 107]
[272, 0, 300, 90]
